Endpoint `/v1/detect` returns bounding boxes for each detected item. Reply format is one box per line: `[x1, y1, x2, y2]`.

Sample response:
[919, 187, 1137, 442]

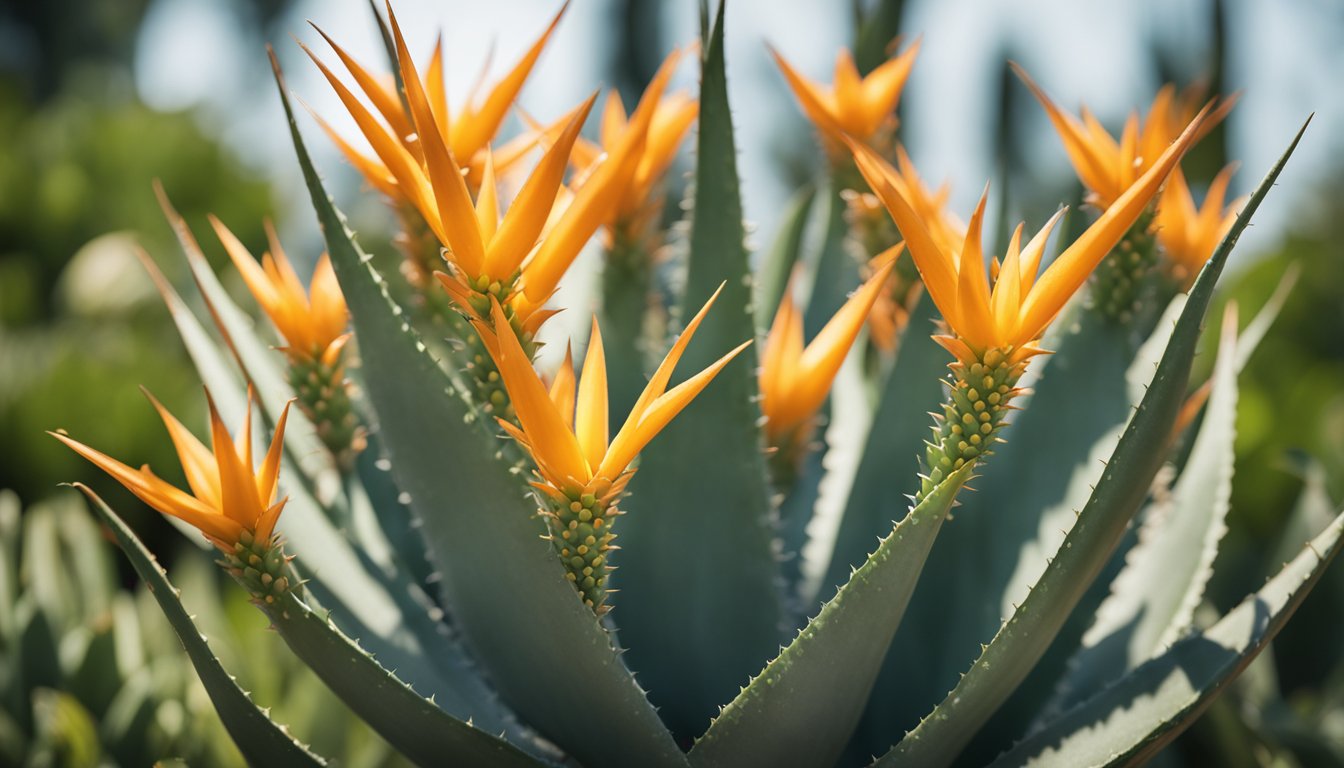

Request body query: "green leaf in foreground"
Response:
[690, 466, 972, 768]
[271, 51, 685, 768]
[71, 485, 326, 768]
[876, 116, 1310, 768]
[991, 509, 1344, 768]
[614, 0, 782, 739]
[264, 590, 544, 768]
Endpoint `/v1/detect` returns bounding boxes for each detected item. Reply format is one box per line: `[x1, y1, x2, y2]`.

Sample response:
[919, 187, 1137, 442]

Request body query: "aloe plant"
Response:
[43, 2, 1340, 767]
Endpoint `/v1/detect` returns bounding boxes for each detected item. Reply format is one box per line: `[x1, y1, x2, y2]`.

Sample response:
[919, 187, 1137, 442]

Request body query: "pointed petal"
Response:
[205, 391, 263, 529]
[1017, 208, 1065, 296]
[848, 137, 962, 332]
[258, 400, 292, 506]
[599, 340, 751, 480]
[1018, 104, 1211, 344]
[386, 4, 486, 276]
[1013, 63, 1117, 203]
[860, 39, 920, 134]
[575, 317, 610, 472]
[452, 1, 567, 161]
[310, 23, 413, 143]
[991, 224, 1024, 344]
[768, 44, 847, 146]
[548, 344, 577, 431]
[475, 149, 500, 245]
[142, 388, 221, 508]
[626, 282, 722, 430]
[486, 93, 596, 278]
[954, 189, 996, 348]
[486, 299, 590, 486]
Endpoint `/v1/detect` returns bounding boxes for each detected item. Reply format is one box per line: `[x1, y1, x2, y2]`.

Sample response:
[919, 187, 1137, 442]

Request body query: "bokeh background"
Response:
[1, 0, 1341, 764]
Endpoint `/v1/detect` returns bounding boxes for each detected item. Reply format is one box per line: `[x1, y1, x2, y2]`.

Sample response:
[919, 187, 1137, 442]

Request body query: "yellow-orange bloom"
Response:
[770, 40, 920, 149]
[1014, 64, 1235, 211]
[571, 51, 699, 237]
[308, 6, 681, 322]
[474, 287, 750, 496]
[847, 104, 1209, 364]
[1155, 166, 1242, 285]
[211, 217, 349, 366]
[761, 254, 896, 440]
[53, 390, 292, 550]
[306, 3, 566, 193]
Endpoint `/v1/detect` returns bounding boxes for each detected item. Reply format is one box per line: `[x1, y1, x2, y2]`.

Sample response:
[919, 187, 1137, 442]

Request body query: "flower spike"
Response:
[1155, 165, 1244, 286]
[470, 287, 750, 611]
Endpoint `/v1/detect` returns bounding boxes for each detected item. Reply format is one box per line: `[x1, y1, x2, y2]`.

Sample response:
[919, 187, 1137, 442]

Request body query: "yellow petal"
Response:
[522, 51, 680, 302]
[1017, 208, 1064, 296]
[303, 103, 398, 197]
[780, 258, 894, 430]
[258, 400, 292, 507]
[991, 225, 1024, 345]
[549, 345, 577, 431]
[143, 388, 221, 508]
[387, 5, 486, 277]
[1017, 104, 1210, 344]
[860, 39, 920, 135]
[768, 45, 847, 146]
[848, 138, 962, 332]
[598, 340, 751, 480]
[485, 93, 596, 279]
[205, 391, 263, 530]
[1013, 64, 1117, 203]
[485, 300, 590, 487]
[476, 149, 500, 246]
[451, 2, 567, 161]
[310, 24, 413, 147]
[625, 282, 723, 431]
[953, 189, 995, 348]
[575, 318, 610, 473]
[600, 90, 628, 148]
[760, 281, 803, 417]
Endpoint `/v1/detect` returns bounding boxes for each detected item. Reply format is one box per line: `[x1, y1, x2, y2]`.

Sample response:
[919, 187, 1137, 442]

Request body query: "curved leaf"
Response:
[690, 466, 971, 768]
[613, 0, 783, 739]
[875, 117, 1309, 768]
[1048, 306, 1240, 712]
[135, 247, 515, 735]
[71, 485, 326, 768]
[990, 509, 1344, 768]
[265, 590, 545, 768]
[272, 53, 686, 768]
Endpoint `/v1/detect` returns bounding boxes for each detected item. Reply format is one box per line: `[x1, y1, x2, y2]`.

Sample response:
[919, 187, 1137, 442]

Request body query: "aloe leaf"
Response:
[990, 509, 1344, 768]
[71, 485, 326, 768]
[876, 117, 1309, 768]
[613, 0, 783, 739]
[272, 55, 686, 768]
[802, 182, 860, 339]
[263, 590, 545, 767]
[690, 466, 972, 768]
[1047, 305, 1241, 714]
[814, 294, 946, 604]
[0, 492, 17, 644]
[755, 184, 816, 331]
[136, 248, 511, 731]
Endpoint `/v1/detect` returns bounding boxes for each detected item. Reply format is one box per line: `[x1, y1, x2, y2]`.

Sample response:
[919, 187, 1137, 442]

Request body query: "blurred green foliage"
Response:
[0, 76, 274, 527]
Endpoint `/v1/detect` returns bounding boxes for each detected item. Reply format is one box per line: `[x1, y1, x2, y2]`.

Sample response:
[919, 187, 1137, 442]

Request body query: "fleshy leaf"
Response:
[613, 0, 784, 739]
[690, 466, 972, 768]
[272, 51, 687, 768]
[72, 485, 326, 768]
[990, 509, 1344, 768]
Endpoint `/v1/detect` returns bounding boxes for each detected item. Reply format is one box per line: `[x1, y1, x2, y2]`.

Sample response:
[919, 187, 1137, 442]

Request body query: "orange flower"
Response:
[53, 390, 291, 550]
[847, 102, 1209, 364]
[473, 287, 750, 497]
[1155, 165, 1242, 285]
[761, 254, 896, 440]
[1014, 64, 1235, 211]
[770, 40, 920, 149]
[306, 3, 567, 193]
[211, 217, 349, 367]
[571, 50, 699, 238]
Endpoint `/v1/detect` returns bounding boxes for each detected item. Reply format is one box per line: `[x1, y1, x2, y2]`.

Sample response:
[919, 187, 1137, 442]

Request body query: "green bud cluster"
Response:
[918, 349, 1025, 503]
[1090, 207, 1159, 324]
[544, 490, 621, 614]
[288, 349, 365, 473]
[460, 272, 528, 422]
[220, 530, 296, 606]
